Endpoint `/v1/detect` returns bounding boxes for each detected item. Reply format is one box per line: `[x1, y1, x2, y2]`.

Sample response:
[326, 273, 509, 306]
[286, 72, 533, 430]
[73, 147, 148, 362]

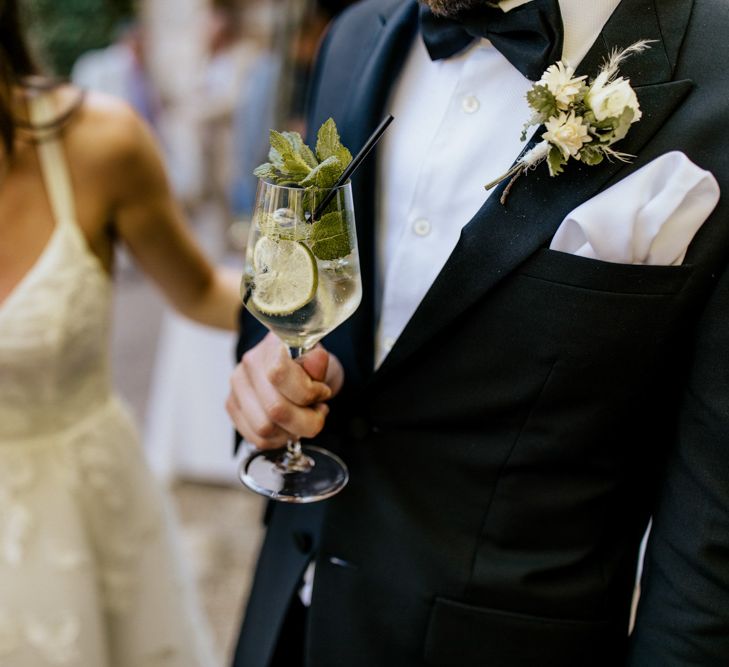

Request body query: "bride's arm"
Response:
[89, 93, 241, 330]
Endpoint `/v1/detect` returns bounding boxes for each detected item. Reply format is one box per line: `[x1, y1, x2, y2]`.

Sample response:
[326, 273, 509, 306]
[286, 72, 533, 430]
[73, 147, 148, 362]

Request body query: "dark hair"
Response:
[0, 0, 82, 157]
[0, 0, 38, 154]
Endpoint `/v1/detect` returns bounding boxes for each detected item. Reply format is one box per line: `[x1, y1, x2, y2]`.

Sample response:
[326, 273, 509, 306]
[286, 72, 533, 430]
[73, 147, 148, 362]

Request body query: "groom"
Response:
[227, 0, 729, 665]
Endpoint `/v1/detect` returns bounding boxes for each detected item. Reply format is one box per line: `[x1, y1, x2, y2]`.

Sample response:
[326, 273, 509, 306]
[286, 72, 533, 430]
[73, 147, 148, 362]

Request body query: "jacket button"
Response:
[293, 531, 313, 554]
[348, 416, 370, 439]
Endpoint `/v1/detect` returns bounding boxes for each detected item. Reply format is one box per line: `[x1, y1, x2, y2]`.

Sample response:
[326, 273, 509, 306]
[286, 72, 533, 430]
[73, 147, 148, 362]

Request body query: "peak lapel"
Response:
[340, 0, 419, 156]
[315, 0, 418, 381]
[374, 0, 694, 382]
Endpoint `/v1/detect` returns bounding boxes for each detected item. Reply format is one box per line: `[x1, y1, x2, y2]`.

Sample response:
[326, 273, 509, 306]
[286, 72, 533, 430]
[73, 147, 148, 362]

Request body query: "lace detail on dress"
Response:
[0, 501, 33, 566]
[0, 93, 220, 667]
[72, 405, 164, 615]
[24, 612, 81, 665]
[0, 222, 112, 441]
[0, 451, 36, 566]
[0, 608, 81, 665]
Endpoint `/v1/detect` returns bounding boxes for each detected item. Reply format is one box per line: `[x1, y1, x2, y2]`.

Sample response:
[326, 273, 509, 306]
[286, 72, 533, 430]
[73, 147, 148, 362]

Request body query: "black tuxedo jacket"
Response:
[233, 1, 729, 665]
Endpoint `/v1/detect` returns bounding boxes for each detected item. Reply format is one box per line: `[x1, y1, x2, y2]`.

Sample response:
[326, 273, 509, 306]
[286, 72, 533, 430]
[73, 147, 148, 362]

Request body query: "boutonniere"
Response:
[485, 40, 653, 204]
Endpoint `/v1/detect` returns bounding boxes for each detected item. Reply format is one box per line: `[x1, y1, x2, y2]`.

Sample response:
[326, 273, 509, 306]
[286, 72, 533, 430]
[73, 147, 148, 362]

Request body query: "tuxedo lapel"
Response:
[315, 0, 418, 381]
[577, 0, 695, 80]
[374, 0, 695, 381]
[340, 1, 419, 159]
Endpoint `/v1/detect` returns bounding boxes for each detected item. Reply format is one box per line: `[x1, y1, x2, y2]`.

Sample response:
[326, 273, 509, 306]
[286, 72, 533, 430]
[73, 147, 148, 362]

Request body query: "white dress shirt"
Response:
[374, 0, 622, 367]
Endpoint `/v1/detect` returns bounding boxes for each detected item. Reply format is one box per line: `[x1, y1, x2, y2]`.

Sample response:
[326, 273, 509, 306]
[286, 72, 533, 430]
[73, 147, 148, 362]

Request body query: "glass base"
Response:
[239, 445, 349, 503]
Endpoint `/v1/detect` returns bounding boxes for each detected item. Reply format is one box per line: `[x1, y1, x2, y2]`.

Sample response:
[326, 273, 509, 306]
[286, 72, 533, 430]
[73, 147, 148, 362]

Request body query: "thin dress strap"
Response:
[28, 93, 78, 225]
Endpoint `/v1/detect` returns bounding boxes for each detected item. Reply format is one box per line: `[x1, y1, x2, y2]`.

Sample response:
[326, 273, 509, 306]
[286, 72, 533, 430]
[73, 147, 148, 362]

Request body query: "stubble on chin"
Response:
[419, 0, 500, 17]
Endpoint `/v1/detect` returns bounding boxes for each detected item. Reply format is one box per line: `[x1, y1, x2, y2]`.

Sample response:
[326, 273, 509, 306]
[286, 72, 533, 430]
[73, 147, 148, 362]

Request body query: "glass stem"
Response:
[287, 439, 303, 458]
[279, 438, 314, 472]
[277, 346, 315, 472]
[287, 346, 306, 457]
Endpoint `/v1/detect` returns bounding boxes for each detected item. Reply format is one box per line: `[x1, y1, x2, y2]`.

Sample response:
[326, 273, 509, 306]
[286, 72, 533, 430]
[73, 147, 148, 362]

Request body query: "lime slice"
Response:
[251, 237, 318, 315]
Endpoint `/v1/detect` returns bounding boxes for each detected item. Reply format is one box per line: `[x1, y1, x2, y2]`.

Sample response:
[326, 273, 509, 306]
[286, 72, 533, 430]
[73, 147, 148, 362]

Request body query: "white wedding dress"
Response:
[0, 95, 219, 666]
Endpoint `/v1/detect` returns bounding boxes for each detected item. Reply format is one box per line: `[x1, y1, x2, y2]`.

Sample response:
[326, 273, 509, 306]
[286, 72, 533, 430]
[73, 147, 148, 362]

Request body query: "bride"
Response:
[0, 1, 240, 665]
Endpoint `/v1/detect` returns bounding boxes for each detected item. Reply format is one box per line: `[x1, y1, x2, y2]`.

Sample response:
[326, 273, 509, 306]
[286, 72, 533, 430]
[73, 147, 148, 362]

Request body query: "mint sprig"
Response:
[254, 118, 352, 188]
[254, 118, 354, 261]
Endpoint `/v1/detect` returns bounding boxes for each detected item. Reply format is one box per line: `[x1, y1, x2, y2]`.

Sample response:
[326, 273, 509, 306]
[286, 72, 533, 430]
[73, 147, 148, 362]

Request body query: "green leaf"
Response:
[253, 162, 278, 180]
[316, 118, 353, 169]
[268, 146, 284, 169]
[253, 162, 300, 186]
[299, 156, 341, 189]
[269, 130, 313, 178]
[546, 145, 566, 177]
[578, 143, 605, 166]
[309, 211, 352, 260]
[283, 131, 318, 168]
[526, 85, 559, 119]
[609, 107, 635, 144]
[520, 112, 545, 142]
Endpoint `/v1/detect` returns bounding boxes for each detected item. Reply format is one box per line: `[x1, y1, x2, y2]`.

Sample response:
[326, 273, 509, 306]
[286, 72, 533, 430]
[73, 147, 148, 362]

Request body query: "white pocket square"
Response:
[549, 151, 720, 265]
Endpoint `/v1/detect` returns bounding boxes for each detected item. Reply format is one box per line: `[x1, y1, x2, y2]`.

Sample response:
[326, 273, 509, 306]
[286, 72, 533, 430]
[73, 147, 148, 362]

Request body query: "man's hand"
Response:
[226, 332, 344, 449]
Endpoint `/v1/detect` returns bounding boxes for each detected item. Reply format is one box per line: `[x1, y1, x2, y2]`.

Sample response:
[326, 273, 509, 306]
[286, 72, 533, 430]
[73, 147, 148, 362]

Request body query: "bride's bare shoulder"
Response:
[58, 85, 157, 163]
[55, 85, 163, 187]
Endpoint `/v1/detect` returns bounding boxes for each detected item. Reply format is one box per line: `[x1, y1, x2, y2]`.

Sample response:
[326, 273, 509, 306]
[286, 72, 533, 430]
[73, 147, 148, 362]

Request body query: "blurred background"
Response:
[20, 0, 355, 661]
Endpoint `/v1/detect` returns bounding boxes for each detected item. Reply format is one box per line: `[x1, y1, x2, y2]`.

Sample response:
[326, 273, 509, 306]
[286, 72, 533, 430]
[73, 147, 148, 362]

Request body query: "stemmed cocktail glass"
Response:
[239, 179, 361, 502]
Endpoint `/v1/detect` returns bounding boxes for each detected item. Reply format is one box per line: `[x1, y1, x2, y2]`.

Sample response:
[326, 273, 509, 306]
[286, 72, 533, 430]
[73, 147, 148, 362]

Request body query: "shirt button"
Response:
[383, 336, 396, 352]
[412, 218, 431, 236]
[462, 94, 480, 114]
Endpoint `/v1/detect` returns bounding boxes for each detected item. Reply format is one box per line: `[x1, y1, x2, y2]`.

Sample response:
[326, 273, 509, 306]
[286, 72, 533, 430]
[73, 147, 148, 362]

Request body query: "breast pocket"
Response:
[518, 248, 693, 296]
[504, 248, 695, 370]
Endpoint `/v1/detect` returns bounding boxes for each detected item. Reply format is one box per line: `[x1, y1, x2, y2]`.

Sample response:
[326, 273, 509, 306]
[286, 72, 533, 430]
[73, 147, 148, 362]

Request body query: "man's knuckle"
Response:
[300, 415, 324, 439]
[245, 433, 267, 449]
[266, 400, 290, 424]
[241, 349, 257, 371]
[313, 411, 326, 434]
[301, 384, 319, 404]
[266, 363, 286, 386]
[253, 420, 276, 439]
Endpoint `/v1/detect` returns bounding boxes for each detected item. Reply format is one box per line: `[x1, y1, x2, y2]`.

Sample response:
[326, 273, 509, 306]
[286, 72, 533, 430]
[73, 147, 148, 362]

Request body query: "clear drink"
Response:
[243, 254, 362, 350]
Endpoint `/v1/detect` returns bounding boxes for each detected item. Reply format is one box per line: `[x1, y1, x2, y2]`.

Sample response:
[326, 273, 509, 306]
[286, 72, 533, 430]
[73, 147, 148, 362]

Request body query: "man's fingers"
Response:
[228, 364, 292, 449]
[228, 333, 333, 446]
[241, 351, 328, 439]
[263, 344, 332, 406]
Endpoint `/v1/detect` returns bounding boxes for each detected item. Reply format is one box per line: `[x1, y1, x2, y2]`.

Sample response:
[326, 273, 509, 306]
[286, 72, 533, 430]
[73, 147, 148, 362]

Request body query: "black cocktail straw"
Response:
[311, 114, 394, 221]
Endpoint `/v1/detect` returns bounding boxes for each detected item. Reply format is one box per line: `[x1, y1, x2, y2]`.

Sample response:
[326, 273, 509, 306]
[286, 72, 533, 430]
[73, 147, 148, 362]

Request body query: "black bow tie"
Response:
[419, 0, 564, 81]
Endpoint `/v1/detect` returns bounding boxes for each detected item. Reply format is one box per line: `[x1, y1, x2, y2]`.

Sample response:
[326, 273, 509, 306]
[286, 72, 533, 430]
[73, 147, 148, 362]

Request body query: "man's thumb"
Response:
[300, 347, 329, 383]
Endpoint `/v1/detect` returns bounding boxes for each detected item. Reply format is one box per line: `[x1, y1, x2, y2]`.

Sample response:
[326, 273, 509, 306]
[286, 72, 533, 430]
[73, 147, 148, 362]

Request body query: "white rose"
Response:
[587, 74, 642, 122]
[542, 112, 591, 160]
[538, 62, 586, 110]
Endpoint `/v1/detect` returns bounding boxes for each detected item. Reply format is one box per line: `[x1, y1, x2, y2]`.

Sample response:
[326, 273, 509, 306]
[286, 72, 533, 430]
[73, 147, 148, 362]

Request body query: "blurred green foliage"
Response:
[21, 0, 136, 77]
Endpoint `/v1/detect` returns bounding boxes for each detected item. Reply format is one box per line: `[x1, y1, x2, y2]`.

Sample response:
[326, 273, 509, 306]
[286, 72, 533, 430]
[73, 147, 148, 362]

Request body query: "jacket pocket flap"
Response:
[518, 248, 693, 295]
[424, 597, 625, 667]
